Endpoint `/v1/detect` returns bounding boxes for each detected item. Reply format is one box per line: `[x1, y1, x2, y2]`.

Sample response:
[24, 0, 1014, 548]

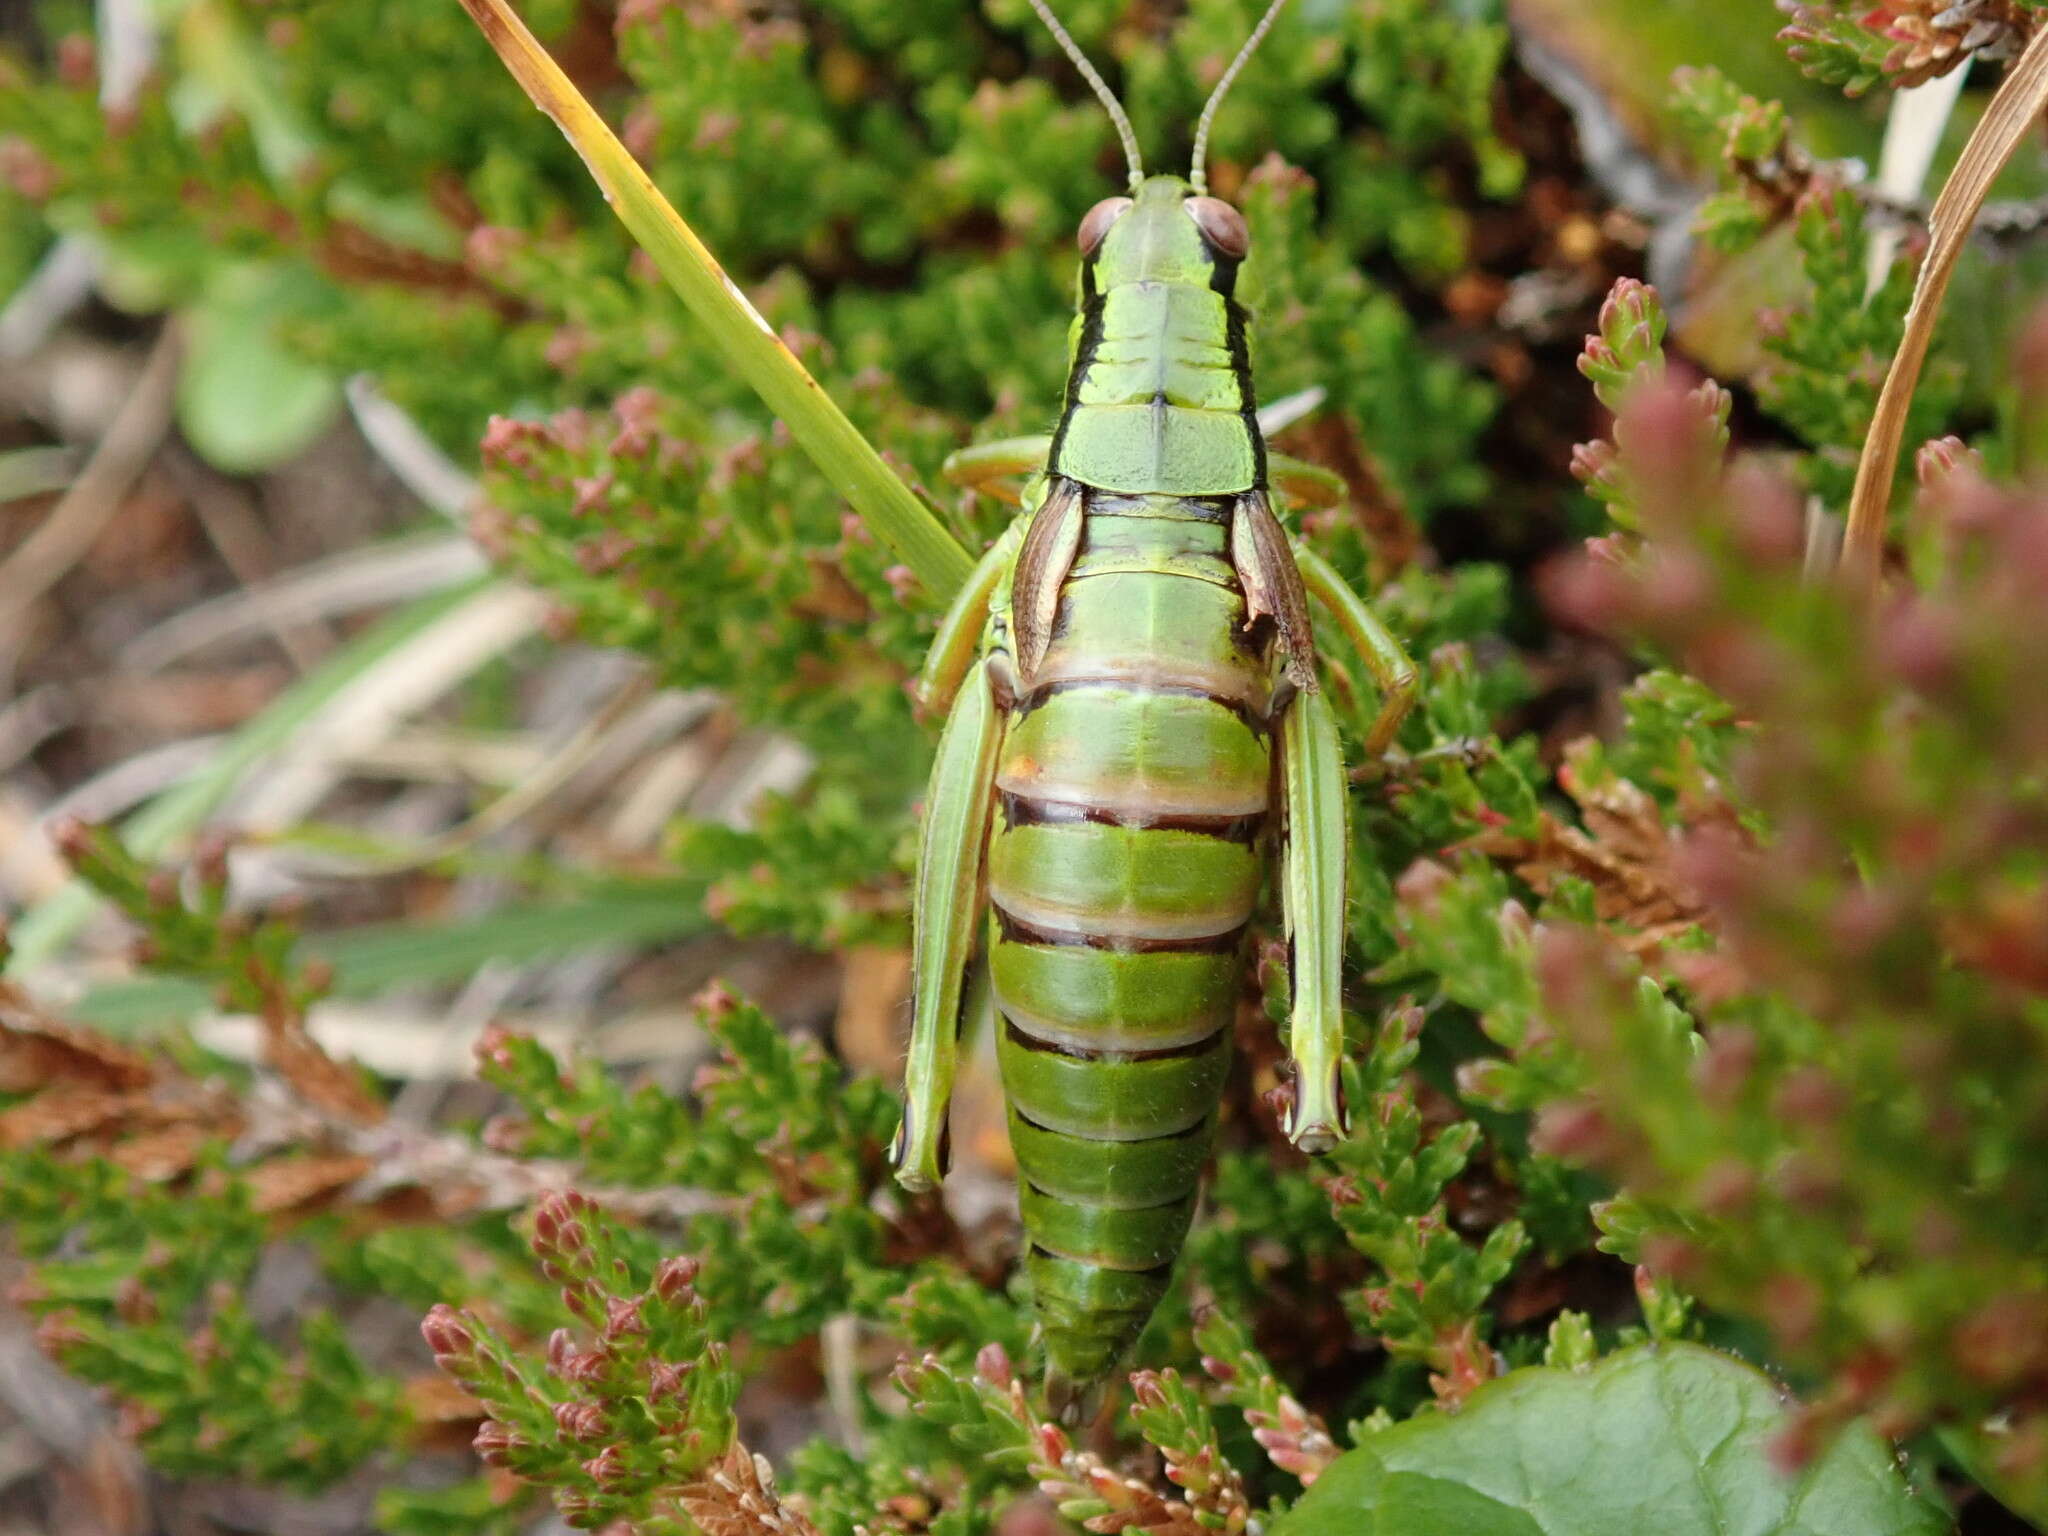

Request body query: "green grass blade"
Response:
[68, 881, 709, 1032]
[4, 577, 492, 975]
[454, 0, 974, 604]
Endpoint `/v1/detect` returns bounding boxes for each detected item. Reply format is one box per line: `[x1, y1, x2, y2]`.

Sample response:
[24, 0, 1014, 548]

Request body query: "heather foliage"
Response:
[2, 0, 2047, 1531]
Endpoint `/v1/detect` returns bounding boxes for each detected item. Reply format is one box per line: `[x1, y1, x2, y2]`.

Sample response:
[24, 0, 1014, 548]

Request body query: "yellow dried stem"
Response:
[1843, 21, 2048, 597]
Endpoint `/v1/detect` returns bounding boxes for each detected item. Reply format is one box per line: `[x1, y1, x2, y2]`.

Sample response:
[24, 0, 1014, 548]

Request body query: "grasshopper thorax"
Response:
[1077, 175, 1248, 300]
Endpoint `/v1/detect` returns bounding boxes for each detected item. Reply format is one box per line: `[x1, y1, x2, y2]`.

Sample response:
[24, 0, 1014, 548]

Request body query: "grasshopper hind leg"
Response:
[1276, 549, 1419, 1152]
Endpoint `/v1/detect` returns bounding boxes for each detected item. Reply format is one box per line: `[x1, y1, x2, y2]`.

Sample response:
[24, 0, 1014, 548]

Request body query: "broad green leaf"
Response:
[177, 262, 342, 473]
[452, 0, 974, 605]
[1273, 1343, 1948, 1536]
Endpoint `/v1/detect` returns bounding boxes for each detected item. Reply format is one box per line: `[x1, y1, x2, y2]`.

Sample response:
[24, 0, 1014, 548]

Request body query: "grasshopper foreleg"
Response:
[893, 658, 1004, 1191]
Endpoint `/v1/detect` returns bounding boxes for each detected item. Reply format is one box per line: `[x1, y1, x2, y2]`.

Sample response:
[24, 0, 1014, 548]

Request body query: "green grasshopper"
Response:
[458, 0, 1417, 1395]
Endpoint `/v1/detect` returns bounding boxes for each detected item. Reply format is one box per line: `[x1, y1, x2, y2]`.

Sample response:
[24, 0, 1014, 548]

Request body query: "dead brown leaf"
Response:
[678, 1442, 825, 1536]
[0, 983, 154, 1094]
[1462, 738, 1747, 959]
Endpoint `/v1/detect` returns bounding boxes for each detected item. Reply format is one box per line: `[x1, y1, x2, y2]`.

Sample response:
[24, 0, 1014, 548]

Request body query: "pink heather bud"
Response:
[533, 1191, 594, 1251]
[33, 1313, 89, 1354]
[1773, 1067, 1845, 1128]
[1638, 1232, 1702, 1283]
[1128, 1370, 1164, 1409]
[2014, 304, 2048, 404]
[1568, 437, 1616, 487]
[478, 415, 541, 466]
[1758, 1272, 1822, 1350]
[114, 1275, 158, 1325]
[1537, 550, 1631, 635]
[975, 1342, 1014, 1389]
[582, 1444, 630, 1488]
[1915, 434, 1979, 488]
[609, 420, 653, 459]
[546, 1328, 577, 1375]
[473, 1023, 519, 1071]
[1599, 278, 1659, 346]
[653, 1255, 700, 1305]
[47, 815, 93, 862]
[1672, 824, 1755, 911]
[1638, 546, 1714, 624]
[1394, 857, 1454, 911]
[1454, 1057, 1518, 1111]
[647, 1360, 694, 1402]
[420, 1305, 475, 1363]
[1262, 1078, 1298, 1127]
[1725, 464, 1804, 567]
[473, 1420, 523, 1466]
[1694, 1159, 1756, 1217]
[1691, 1026, 1757, 1105]
[545, 326, 590, 373]
[1034, 1423, 1071, 1465]
[603, 1296, 646, 1340]
[1952, 1296, 2048, 1387]
[480, 1114, 529, 1154]
[464, 225, 521, 272]
[1529, 1100, 1611, 1164]
[1826, 885, 1901, 956]
[192, 830, 232, 887]
[554, 1401, 609, 1441]
[0, 137, 56, 201]
[615, 385, 663, 431]
[693, 982, 738, 1020]
[1497, 898, 1533, 943]
[885, 565, 919, 605]
[622, 103, 661, 160]
[55, 33, 96, 88]
[565, 1345, 609, 1385]
[1875, 595, 1958, 693]
[1775, 1153, 1842, 1211]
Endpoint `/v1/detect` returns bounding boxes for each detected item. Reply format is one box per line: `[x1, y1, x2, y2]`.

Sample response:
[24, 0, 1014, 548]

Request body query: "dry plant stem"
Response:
[157, 451, 334, 671]
[341, 669, 657, 875]
[0, 325, 180, 653]
[1843, 23, 2048, 596]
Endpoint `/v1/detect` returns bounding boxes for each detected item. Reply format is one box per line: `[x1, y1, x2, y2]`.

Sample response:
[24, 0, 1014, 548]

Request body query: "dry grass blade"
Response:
[0, 325, 179, 645]
[343, 374, 478, 518]
[1843, 23, 2048, 595]
[119, 535, 485, 671]
[232, 580, 546, 827]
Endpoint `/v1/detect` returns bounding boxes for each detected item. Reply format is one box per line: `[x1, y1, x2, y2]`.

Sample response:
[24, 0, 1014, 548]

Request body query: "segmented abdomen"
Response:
[989, 491, 1271, 1381]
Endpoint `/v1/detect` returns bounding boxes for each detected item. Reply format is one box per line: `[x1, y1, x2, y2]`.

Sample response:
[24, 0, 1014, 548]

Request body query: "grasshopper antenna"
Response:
[1190, 0, 1292, 194]
[1026, 0, 1143, 189]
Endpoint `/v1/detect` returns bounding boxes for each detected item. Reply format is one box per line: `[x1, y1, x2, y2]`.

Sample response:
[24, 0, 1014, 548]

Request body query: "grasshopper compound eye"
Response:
[1078, 195, 1134, 256]
[1184, 195, 1248, 260]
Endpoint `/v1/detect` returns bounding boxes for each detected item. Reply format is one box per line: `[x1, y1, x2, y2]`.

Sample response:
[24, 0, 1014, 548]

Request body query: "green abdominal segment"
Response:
[990, 493, 1272, 1380]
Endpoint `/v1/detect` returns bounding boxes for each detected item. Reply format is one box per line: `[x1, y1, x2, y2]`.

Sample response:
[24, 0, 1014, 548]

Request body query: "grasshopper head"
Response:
[1076, 174, 1248, 296]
